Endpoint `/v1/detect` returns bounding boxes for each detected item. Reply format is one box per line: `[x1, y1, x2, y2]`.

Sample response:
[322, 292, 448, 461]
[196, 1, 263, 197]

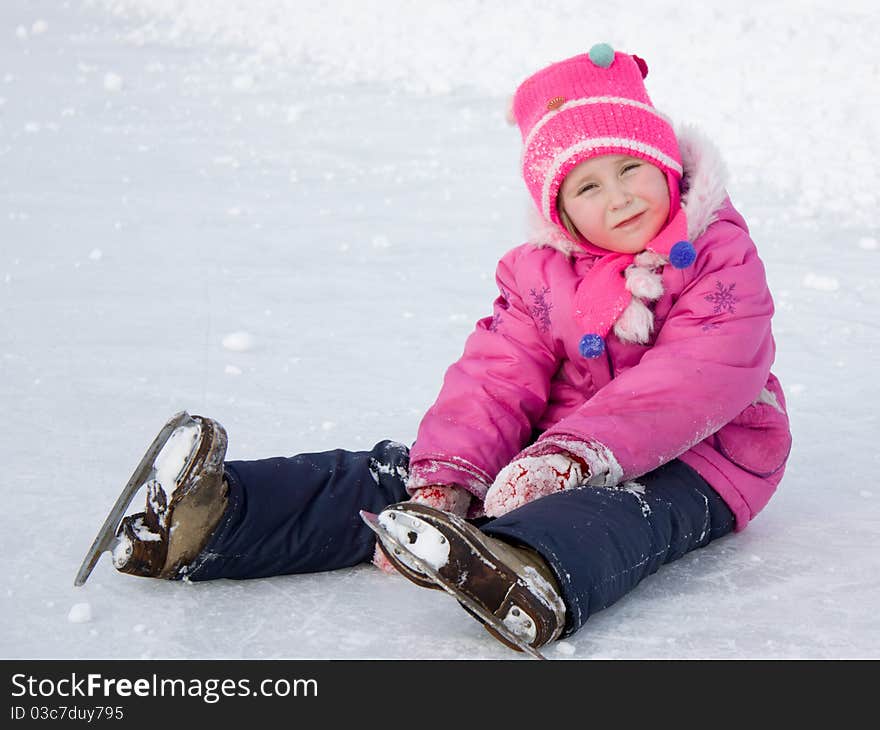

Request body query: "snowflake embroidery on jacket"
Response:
[704, 281, 739, 315]
[529, 287, 553, 332]
[488, 288, 511, 332]
[497, 287, 511, 310]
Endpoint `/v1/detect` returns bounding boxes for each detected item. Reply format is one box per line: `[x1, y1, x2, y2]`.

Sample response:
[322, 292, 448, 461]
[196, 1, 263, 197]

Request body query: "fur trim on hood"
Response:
[526, 124, 730, 256]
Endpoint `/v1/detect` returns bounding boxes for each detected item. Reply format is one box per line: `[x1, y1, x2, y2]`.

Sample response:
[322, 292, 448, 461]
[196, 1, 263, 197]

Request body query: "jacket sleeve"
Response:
[407, 247, 560, 500]
[524, 221, 776, 484]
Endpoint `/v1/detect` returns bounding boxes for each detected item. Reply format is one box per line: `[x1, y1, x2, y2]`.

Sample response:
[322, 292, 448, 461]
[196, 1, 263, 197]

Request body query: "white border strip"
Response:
[540, 137, 683, 220]
[523, 96, 672, 154]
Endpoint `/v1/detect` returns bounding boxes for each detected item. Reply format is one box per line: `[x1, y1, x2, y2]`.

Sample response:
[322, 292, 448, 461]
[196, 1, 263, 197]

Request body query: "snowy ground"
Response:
[1, 0, 878, 659]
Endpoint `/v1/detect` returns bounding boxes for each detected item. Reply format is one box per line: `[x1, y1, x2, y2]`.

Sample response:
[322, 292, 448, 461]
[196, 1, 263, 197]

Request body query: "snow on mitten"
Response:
[483, 453, 586, 518]
[408, 484, 472, 515]
[370, 484, 471, 574]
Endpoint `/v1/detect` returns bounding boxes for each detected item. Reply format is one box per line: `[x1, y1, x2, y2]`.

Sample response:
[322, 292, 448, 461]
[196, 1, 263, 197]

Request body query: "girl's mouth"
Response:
[614, 211, 645, 229]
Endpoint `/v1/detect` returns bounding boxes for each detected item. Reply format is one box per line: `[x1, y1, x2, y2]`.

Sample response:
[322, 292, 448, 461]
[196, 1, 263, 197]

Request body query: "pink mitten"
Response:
[371, 541, 400, 574]
[483, 453, 586, 518]
[370, 484, 471, 574]
[408, 484, 472, 515]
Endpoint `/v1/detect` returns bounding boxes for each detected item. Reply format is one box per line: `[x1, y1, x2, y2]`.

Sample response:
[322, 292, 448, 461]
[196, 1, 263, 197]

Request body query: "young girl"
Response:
[79, 45, 791, 658]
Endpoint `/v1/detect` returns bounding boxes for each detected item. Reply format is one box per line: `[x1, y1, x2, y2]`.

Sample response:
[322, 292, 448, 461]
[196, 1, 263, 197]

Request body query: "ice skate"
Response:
[75, 411, 228, 586]
[360, 503, 566, 659]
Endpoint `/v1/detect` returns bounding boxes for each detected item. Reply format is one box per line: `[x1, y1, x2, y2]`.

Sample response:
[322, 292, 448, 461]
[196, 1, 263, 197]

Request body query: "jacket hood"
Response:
[527, 124, 730, 256]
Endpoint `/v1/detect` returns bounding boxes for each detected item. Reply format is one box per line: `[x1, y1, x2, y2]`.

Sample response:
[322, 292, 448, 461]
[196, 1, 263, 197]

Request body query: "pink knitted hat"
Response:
[510, 45, 698, 360]
[510, 44, 682, 232]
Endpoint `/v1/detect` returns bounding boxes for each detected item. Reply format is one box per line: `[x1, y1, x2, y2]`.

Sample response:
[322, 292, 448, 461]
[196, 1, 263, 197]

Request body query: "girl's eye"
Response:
[621, 163, 640, 174]
[578, 183, 597, 194]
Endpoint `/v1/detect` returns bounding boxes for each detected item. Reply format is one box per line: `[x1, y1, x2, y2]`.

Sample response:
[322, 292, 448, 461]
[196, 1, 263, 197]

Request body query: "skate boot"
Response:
[361, 503, 566, 658]
[75, 411, 229, 585]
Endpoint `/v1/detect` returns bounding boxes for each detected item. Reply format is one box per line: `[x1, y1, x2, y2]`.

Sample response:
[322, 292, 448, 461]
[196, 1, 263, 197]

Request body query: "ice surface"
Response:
[1, 0, 878, 660]
[802, 273, 840, 292]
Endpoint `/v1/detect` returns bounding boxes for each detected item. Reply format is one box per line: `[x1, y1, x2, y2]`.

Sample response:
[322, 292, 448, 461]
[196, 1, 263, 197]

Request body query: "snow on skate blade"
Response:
[377, 509, 450, 571]
[111, 529, 133, 569]
[111, 516, 161, 568]
[153, 423, 201, 495]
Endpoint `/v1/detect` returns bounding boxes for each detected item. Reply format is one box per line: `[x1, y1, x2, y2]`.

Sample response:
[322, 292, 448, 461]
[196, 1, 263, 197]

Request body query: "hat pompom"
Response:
[579, 333, 605, 359]
[669, 240, 697, 269]
[588, 43, 615, 68]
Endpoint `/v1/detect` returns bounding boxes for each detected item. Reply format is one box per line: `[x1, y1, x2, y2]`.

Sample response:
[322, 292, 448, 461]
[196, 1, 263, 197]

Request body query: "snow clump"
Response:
[155, 424, 200, 492]
[68, 602, 93, 624]
[103, 72, 124, 92]
[222, 331, 254, 351]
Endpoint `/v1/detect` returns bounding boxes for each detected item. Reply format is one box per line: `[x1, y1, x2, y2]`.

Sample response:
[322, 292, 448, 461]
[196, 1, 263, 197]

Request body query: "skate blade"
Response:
[359, 510, 548, 660]
[74, 411, 197, 587]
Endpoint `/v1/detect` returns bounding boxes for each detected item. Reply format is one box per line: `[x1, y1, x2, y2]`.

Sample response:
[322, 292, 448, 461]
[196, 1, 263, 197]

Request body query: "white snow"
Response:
[154, 424, 200, 492]
[221, 331, 254, 351]
[67, 603, 93, 624]
[377, 510, 451, 571]
[132, 516, 161, 541]
[802, 273, 840, 292]
[111, 530, 133, 568]
[102, 72, 124, 92]
[2, 0, 878, 660]
[231, 74, 254, 91]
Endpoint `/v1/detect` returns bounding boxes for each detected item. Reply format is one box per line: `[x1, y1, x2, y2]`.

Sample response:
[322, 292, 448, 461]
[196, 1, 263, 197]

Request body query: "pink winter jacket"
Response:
[408, 128, 792, 529]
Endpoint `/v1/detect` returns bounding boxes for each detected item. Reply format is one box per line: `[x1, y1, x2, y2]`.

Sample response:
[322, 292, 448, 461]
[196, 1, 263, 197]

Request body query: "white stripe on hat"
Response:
[541, 137, 684, 220]
[523, 96, 673, 156]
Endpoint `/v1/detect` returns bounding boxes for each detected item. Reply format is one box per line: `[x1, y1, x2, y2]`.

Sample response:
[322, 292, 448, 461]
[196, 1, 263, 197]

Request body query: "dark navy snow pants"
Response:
[188, 441, 411, 580]
[481, 460, 735, 636]
[188, 442, 735, 636]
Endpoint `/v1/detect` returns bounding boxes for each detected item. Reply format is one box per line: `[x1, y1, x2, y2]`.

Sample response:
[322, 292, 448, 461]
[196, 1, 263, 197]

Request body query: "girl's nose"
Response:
[607, 185, 632, 210]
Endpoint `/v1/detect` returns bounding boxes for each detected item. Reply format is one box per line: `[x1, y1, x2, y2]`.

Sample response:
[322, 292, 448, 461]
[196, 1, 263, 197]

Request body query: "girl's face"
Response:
[558, 154, 670, 254]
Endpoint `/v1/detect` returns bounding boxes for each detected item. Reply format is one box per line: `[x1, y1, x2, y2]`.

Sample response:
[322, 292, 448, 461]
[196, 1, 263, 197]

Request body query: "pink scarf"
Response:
[573, 207, 693, 357]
